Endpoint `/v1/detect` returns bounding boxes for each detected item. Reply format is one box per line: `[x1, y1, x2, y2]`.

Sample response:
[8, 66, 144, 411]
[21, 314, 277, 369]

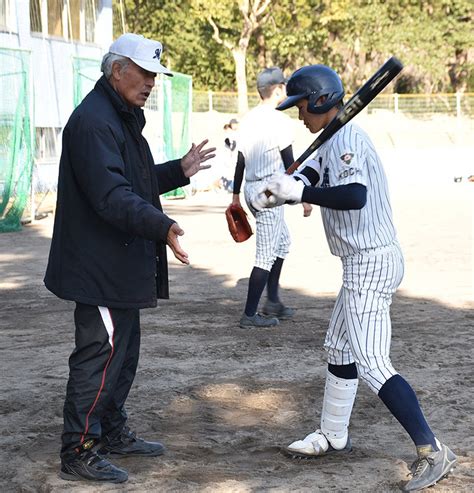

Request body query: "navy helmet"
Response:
[277, 64, 344, 114]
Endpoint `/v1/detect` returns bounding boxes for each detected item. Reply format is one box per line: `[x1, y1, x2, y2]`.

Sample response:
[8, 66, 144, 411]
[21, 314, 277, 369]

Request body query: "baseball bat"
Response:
[283, 56, 403, 177]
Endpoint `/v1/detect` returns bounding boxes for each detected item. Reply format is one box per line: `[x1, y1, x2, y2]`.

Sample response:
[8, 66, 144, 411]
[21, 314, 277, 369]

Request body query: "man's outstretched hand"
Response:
[181, 139, 216, 178]
[167, 222, 189, 265]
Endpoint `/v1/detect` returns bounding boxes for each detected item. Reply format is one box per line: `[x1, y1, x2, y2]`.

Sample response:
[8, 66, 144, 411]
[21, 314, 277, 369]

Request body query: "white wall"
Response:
[0, 0, 113, 128]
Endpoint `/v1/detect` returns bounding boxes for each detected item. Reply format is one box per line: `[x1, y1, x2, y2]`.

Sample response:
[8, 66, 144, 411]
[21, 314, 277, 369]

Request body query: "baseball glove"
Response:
[225, 204, 253, 243]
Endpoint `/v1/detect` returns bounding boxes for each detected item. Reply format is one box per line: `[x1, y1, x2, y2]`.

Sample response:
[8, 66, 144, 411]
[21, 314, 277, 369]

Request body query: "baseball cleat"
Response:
[262, 300, 295, 319]
[282, 429, 352, 459]
[239, 312, 279, 328]
[402, 442, 457, 491]
[99, 426, 165, 457]
[60, 440, 128, 483]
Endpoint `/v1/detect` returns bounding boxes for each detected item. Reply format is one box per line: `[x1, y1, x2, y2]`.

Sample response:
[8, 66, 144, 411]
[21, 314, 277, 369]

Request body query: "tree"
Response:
[121, 0, 473, 94]
[335, 0, 473, 93]
[192, 0, 272, 114]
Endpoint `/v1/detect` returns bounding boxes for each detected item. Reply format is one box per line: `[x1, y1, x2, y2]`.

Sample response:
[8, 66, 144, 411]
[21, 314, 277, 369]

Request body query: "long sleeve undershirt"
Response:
[232, 145, 294, 195]
[280, 145, 294, 170]
[232, 151, 245, 194]
[301, 183, 367, 210]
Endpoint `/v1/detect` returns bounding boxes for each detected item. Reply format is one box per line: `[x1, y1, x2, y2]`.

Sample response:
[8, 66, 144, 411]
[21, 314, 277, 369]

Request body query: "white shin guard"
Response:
[320, 370, 358, 450]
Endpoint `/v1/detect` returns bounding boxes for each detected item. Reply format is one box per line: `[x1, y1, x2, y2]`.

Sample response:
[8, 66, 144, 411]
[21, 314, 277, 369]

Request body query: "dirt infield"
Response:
[0, 179, 473, 492]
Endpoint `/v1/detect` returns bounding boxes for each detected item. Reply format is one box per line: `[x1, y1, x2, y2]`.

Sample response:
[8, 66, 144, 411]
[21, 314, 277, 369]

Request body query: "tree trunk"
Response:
[256, 28, 266, 68]
[448, 49, 468, 93]
[233, 47, 248, 115]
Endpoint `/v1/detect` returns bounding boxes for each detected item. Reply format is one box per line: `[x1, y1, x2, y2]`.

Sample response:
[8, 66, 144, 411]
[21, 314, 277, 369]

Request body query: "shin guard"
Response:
[321, 370, 358, 449]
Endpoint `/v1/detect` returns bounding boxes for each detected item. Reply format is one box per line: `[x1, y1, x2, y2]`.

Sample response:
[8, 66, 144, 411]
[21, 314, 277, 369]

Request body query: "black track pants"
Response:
[61, 303, 140, 455]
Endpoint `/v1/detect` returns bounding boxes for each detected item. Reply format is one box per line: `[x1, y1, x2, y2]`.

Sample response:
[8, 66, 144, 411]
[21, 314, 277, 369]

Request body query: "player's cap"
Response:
[229, 118, 239, 125]
[109, 33, 172, 76]
[257, 67, 287, 88]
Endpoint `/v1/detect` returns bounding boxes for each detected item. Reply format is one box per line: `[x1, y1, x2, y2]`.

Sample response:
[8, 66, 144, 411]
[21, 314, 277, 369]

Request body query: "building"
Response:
[1, 0, 112, 200]
[0, 1, 192, 230]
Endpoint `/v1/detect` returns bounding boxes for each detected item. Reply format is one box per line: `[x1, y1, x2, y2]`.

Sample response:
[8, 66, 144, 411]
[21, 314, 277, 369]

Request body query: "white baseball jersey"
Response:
[316, 122, 397, 257]
[238, 104, 294, 181]
[311, 122, 404, 393]
[239, 103, 294, 270]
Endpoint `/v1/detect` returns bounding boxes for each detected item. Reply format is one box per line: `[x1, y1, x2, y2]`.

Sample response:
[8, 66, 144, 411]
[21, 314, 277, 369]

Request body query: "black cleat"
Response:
[99, 426, 165, 457]
[60, 440, 128, 483]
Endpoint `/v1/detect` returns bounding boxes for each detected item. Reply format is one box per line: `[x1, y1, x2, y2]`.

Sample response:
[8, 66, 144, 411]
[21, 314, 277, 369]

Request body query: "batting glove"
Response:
[251, 185, 285, 211]
[267, 173, 305, 203]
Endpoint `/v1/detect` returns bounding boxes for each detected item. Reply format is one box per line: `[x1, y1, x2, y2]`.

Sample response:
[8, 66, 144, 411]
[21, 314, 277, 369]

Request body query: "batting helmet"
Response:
[277, 65, 344, 114]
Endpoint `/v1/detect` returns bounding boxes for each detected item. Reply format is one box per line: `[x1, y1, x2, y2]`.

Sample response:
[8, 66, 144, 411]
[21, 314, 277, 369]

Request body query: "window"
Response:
[30, 0, 42, 33]
[0, 0, 11, 30]
[69, 0, 80, 40]
[35, 127, 62, 163]
[84, 0, 96, 43]
[47, 0, 64, 37]
[30, 0, 99, 43]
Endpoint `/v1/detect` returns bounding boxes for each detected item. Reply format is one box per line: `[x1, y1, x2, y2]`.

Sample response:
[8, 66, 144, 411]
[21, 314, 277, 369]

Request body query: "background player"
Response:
[232, 67, 311, 328]
[254, 64, 456, 491]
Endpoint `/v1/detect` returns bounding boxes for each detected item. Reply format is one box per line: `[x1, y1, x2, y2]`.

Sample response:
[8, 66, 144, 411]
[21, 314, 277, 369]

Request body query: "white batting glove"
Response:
[267, 173, 305, 203]
[251, 185, 285, 211]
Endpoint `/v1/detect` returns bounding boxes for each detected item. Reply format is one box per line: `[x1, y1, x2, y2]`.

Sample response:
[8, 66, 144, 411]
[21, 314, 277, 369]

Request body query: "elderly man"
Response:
[44, 33, 215, 483]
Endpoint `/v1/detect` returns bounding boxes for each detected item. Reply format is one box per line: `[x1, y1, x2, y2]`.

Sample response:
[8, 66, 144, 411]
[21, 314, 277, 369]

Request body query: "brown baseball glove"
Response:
[225, 203, 253, 243]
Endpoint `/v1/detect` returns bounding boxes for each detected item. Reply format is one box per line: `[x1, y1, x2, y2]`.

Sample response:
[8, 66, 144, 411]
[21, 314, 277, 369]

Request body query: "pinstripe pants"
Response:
[324, 243, 405, 393]
[245, 181, 291, 271]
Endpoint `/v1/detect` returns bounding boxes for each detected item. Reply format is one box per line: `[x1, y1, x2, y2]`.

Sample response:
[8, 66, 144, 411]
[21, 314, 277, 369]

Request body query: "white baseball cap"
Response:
[109, 33, 173, 76]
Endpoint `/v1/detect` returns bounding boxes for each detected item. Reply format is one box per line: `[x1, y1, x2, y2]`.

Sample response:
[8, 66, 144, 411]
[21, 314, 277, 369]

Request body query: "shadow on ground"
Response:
[0, 218, 473, 493]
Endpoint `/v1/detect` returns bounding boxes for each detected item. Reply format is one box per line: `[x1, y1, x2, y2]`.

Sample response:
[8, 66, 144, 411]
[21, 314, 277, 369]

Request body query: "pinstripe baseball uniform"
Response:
[314, 122, 404, 392]
[239, 105, 294, 270]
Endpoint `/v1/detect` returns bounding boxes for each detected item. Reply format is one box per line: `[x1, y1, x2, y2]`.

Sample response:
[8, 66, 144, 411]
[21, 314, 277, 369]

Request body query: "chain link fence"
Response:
[193, 91, 474, 118]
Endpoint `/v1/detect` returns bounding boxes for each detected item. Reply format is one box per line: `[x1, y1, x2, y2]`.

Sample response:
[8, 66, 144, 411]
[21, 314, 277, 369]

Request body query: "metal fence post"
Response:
[208, 90, 213, 112]
[29, 164, 36, 223]
[394, 93, 399, 114]
[455, 92, 461, 118]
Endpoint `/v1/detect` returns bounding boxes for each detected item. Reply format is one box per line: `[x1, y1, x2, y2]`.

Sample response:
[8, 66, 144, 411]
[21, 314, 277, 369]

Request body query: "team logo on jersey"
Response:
[338, 167, 361, 179]
[340, 152, 354, 165]
[321, 166, 330, 187]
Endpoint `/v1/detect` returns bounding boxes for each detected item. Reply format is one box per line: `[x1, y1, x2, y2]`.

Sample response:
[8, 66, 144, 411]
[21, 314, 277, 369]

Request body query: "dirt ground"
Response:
[0, 170, 473, 492]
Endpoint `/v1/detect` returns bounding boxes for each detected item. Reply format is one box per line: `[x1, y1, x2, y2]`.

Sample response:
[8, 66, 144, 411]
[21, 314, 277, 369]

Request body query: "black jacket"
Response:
[44, 76, 189, 308]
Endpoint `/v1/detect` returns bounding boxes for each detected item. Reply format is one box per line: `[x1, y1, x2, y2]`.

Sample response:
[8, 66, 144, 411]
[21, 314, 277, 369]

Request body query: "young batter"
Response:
[253, 64, 456, 492]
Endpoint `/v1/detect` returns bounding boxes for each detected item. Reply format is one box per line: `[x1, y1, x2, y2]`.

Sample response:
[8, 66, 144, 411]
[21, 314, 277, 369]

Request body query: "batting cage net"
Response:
[145, 72, 192, 199]
[73, 56, 102, 108]
[0, 48, 34, 233]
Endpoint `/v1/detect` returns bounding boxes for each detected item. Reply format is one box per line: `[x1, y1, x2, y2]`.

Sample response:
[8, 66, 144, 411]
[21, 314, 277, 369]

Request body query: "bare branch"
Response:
[255, 0, 271, 18]
[207, 15, 234, 50]
[239, 0, 250, 17]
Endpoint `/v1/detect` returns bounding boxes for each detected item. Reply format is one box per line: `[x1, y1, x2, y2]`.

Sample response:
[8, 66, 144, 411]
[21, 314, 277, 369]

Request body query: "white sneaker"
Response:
[284, 429, 352, 458]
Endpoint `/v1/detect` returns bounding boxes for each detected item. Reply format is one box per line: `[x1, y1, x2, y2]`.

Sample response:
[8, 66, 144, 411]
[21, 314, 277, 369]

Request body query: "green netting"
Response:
[0, 48, 33, 233]
[161, 73, 192, 199]
[72, 56, 102, 108]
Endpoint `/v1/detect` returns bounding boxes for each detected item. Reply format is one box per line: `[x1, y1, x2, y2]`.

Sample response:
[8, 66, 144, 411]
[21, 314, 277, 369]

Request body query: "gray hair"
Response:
[101, 53, 130, 78]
